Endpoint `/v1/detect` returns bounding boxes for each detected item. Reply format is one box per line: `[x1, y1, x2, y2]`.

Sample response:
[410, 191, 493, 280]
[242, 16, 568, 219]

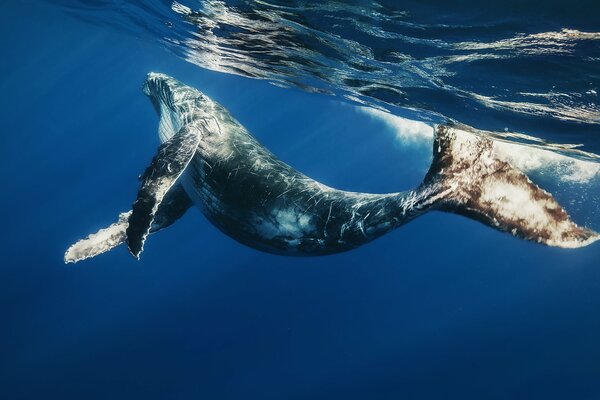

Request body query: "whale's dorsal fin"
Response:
[126, 123, 203, 258]
[64, 184, 193, 264]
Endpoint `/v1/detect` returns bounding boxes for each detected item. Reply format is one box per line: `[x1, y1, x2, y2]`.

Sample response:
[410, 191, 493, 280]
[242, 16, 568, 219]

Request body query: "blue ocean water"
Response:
[1, 1, 600, 399]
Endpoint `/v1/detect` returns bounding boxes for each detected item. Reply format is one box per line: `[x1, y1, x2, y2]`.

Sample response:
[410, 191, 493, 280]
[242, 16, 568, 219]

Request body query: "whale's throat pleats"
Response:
[157, 102, 182, 143]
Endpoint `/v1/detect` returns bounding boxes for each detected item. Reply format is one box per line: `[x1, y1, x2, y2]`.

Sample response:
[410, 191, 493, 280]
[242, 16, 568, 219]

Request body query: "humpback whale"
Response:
[65, 73, 598, 263]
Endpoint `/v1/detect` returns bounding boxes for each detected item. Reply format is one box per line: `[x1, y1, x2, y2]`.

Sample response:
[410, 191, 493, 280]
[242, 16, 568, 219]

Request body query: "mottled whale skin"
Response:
[147, 74, 436, 256]
[64, 73, 598, 263]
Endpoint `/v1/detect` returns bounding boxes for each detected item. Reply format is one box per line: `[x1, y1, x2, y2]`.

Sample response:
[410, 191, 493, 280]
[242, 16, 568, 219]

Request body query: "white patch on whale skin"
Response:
[254, 208, 315, 241]
[480, 180, 554, 228]
[478, 177, 599, 248]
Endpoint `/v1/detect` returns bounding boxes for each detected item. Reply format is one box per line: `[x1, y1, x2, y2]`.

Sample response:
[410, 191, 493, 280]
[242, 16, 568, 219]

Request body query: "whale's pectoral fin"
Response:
[64, 184, 193, 264]
[126, 123, 202, 259]
[148, 183, 193, 230]
[421, 125, 599, 248]
[64, 211, 132, 264]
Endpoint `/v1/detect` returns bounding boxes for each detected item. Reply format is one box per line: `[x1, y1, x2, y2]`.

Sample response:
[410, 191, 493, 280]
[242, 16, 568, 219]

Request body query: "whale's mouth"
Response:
[142, 72, 218, 143]
[143, 72, 175, 108]
[143, 72, 169, 95]
[143, 72, 207, 112]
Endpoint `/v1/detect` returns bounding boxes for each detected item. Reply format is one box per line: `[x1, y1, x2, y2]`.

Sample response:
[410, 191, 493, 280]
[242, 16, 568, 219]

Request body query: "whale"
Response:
[65, 73, 599, 263]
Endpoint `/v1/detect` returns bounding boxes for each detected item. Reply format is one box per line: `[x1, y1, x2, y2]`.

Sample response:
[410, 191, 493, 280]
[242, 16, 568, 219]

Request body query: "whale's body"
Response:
[65, 73, 598, 263]
[149, 74, 433, 255]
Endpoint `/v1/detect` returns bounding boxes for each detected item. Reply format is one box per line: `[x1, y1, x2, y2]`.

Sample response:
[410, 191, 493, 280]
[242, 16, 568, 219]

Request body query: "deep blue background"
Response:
[2, 2, 600, 399]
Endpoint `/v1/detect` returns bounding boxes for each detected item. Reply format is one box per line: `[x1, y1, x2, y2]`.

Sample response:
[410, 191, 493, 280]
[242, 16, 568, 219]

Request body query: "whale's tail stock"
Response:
[420, 125, 598, 248]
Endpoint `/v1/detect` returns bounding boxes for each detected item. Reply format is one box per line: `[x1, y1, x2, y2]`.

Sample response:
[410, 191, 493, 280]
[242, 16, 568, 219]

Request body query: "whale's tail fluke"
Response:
[421, 125, 599, 248]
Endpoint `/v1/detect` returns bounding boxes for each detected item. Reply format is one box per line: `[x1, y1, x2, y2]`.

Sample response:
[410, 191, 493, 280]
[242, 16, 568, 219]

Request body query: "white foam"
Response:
[493, 141, 600, 184]
[356, 107, 434, 145]
[359, 106, 600, 184]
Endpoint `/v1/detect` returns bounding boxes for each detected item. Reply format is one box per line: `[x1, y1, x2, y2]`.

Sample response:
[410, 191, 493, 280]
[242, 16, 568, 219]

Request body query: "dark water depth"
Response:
[2, 1, 600, 399]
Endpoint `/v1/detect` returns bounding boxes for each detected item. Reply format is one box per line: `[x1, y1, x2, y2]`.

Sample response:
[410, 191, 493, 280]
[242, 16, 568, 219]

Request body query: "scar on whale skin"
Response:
[64, 73, 599, 263]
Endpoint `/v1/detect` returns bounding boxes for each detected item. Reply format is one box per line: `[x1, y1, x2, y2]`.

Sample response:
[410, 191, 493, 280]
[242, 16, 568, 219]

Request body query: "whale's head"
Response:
[143, 72, 215, 142]
[143, 72, 196, 113]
